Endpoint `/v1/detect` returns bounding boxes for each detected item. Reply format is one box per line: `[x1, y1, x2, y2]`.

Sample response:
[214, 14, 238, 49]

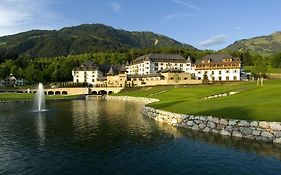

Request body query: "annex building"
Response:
[194, 53, 241, 81]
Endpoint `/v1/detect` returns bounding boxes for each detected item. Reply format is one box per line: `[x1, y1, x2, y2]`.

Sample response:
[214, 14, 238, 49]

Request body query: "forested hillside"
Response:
[0, 24, 196, 62]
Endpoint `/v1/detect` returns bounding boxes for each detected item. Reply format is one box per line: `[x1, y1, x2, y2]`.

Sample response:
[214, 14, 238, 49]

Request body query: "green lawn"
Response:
[0, 93, 81, 101]
[244, 66, 281, 73]
[116, 80, 281, 121]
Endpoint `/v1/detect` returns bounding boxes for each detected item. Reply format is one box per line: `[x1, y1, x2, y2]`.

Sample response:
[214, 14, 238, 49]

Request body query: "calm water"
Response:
[0, 99, 281, 175]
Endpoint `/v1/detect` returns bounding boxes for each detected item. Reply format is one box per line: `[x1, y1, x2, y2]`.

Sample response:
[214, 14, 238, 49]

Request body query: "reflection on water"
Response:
[0, 100, 280, 175]
[36, 112, 46, 146]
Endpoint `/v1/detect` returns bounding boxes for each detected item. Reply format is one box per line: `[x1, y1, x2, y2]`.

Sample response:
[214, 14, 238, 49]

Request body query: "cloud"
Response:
[171, 0, 200, 10]
[110, 2, 121, 12]
[198, 35, 229, 48]
[0, 0, 62, 36]
[162, 13, 192, 23]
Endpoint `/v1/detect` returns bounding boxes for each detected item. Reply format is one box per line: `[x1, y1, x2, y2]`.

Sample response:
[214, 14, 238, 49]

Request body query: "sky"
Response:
[0, 0, 281, 50]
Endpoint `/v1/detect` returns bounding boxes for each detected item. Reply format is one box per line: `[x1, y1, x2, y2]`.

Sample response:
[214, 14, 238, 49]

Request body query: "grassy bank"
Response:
[116, 80, 281, 121]
[0, 93, 82, 101]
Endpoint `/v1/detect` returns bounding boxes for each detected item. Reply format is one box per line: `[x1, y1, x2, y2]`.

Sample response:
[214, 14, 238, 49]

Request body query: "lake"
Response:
[0, 99, 281, 175]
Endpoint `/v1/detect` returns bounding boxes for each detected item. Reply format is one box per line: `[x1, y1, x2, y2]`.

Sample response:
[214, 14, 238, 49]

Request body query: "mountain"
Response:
[0, 24, 196, 61]
[224, 32, 281, 55]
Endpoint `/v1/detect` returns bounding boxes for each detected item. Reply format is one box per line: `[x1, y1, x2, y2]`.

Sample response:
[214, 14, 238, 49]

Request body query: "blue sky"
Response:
[0, 0, 281, 50]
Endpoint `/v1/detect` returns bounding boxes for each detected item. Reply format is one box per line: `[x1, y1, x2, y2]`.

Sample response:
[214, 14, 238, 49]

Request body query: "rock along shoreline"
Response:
[105, 95, 281, 144]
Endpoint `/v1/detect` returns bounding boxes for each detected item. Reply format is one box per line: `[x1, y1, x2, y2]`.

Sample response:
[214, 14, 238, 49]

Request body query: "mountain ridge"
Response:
[224, 31, 281, 54]
[0, 23, 197, 61]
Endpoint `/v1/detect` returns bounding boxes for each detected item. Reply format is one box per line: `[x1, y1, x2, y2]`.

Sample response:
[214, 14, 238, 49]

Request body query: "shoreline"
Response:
[105, 95, 281, 144]
[0, 95, 85, 103]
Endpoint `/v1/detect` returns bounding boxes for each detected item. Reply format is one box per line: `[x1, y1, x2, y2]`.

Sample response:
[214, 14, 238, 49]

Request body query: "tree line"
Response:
[0, 48, 280, 84]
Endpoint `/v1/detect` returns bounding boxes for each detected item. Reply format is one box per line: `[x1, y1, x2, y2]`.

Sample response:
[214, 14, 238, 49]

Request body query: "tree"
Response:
[252, 55, 267, 78]
[271, 53, 281, 68]
[202, 72, 209, 84]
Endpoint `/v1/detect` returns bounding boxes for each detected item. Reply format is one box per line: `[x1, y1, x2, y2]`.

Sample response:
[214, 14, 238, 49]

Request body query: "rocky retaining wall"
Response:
[142, 106, 281, 144]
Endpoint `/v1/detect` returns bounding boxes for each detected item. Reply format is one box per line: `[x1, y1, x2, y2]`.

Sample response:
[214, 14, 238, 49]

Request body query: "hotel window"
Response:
[234, 76, 237, 80]
[180, 64, 183, 67]
[198, 71, 201, 74]
[233, 70, 237, 73]
[175, 63, 177, 66]
[219, 77, 222, 81]
[226, 76, 229, 80]
[219, 70, 222, 75]
[212, 71, 214, 74]
[226, 70, 230, 73]
[160, 63, 163, 66]
[204, 71, 208, 74]
[155, 63, 158, 66]
[187, 64, 190, 66]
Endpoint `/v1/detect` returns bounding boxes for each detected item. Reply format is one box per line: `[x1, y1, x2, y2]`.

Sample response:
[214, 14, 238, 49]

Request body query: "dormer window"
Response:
[223, 58, 233, 62]
[202, 59, 211, 63]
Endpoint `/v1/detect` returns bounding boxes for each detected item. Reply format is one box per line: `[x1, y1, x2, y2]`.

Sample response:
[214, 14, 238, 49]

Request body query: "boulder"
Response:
[212, 118, 220, 124]
[207, 121, 216, 129]
[259, 122, 270, 129]
[203, 127, 210, 133]
[261, 131, 274, 139]
[252, 130, 261, 136]
[232, 131, 243, 137]
[220, 130, 231, 136]
[274, 131, 281, 138]
[186, 121, 194, 126]
[269, 122, 281, 131]
[225, 126, 233, 132]
[273, 138, 281, 144]
[199, 123, 206, 129]
[228, 120, 237, 126]
[250, 121, 258, 127]
[239, 127, 252, 135]
[220, 119, 228, 125]
[192, 124, 199, 131]
[171, 118, 178, 124]
[238, 120, 249, 127]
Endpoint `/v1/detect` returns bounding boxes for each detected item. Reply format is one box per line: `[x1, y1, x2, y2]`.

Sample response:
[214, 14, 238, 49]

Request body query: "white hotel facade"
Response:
[126, 53, 194, 75]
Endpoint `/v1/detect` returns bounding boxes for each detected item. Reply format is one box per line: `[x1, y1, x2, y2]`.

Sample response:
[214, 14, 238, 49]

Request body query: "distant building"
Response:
[194, 54, 241, 81]
[126, 53, 193, 75]
[72, 61, 121, 86]
[3, 74, 26, 87]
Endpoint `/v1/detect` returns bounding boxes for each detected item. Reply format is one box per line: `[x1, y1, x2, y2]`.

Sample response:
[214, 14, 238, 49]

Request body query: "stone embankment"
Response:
[141, 106, 281, 143]
[104, 95, 281, 144]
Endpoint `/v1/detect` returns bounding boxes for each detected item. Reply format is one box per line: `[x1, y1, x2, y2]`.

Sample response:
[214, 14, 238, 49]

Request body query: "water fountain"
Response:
[33, 83, 46, 112]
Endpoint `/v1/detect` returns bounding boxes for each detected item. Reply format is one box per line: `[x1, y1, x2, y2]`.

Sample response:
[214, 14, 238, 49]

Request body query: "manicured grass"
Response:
[116, 80, 281, 121]
[0, 93, 81, 101]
